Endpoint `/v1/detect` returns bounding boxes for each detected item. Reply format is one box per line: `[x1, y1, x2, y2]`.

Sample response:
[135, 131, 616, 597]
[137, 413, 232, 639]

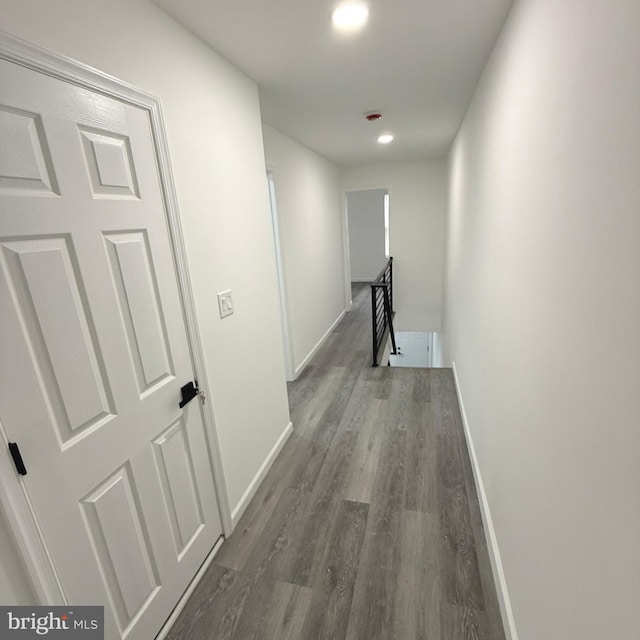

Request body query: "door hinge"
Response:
[8, 442, 27, 476]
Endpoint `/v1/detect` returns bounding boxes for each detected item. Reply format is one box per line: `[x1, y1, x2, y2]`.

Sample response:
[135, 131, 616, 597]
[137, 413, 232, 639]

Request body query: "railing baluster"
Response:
[382, 286, 396, 355]
[371, 283, 378, 366]
[370, 257, 394, 367]
[389, 258, 393, 313]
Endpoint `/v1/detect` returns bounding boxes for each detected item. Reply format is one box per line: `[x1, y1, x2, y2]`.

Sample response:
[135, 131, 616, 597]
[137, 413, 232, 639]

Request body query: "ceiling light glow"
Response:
[378, 134, 394, 144]
[331, 2, 369, 31]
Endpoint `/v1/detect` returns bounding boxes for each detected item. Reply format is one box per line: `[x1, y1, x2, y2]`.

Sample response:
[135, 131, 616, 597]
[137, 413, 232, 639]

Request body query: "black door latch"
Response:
[179, 380, 200, 408]
[8, 442, 27, 476]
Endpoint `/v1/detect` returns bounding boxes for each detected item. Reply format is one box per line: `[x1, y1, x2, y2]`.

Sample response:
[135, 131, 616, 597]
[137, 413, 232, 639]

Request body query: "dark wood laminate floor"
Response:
[166, 283, 506, 640]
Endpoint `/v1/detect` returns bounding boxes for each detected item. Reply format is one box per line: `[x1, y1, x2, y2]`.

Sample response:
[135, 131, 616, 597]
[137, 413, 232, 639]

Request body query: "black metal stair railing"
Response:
[371, 257, 396, 367]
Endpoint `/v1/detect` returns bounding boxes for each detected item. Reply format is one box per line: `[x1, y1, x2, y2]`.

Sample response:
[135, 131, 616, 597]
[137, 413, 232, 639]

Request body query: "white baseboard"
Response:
[156, 534, 225, 640]
[294, 309, 346, 378]
[451, 362, 518, 640]
[230, 421, 293, 527]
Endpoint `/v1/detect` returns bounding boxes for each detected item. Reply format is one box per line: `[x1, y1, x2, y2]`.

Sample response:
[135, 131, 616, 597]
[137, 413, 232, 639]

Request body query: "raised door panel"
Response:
[79, 126, 140, 199]
[0, 103, 59, 196]
[153, 420, 204, 557]
[103, 231, 174, 396]
[81, 466, 160, 633]
[0, 236, 115, 446]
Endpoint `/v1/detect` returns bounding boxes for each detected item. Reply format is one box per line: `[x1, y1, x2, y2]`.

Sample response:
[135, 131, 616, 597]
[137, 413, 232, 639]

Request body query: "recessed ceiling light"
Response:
[331, 2, 369, 31]
[378, 134, 394, 144]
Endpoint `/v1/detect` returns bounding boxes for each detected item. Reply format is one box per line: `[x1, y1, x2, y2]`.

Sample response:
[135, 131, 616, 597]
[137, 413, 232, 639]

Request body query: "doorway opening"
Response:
[388, 332, 444, 368]
[344, 187, 390, 285]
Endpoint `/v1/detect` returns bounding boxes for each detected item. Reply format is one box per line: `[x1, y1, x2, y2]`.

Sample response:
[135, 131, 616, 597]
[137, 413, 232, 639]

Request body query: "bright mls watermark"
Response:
[0, 607, 103, 639]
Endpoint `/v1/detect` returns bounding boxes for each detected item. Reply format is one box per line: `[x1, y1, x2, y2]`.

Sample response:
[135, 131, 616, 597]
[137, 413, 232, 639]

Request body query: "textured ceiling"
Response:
[153, 0, 513, 165]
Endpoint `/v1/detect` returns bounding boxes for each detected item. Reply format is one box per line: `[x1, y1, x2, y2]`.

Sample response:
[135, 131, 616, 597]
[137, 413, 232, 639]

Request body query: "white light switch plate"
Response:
[217, 290, 234, 318]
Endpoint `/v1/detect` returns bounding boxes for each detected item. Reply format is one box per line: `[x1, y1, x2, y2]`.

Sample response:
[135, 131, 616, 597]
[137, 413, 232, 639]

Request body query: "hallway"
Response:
[166, 284, 505, 639]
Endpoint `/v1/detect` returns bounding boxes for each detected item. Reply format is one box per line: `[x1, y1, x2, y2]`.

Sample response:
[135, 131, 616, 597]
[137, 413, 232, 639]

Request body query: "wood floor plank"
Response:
[411, 366, 432, 402]
[441, 603, 491, 640]
[164, 564, 239, 640]
[431, 368, 461, 437]
[211, 488, 309, 640]
[437, 432, 485, 610]
[393, 509, 441, 639]
[345, 407, 407, 640]
[257, 581, 313, 640]
[343, 398, 385, 504]
[215, 484, 301, 575]
[308, 366, 363, 441]
[254, 581, 313, 640]
[290, 365, 347, 438]
[333, 369, 382, 435]
[280, 428, 359, 587]
[404, 399, 438, 514]
[373, 371, 392, 399]
[300, 500, 369, 640]
[214, 432, 312, 570]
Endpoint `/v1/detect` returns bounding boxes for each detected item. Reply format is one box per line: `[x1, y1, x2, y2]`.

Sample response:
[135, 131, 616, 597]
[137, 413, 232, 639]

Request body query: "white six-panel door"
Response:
[0, 57, 222, 639]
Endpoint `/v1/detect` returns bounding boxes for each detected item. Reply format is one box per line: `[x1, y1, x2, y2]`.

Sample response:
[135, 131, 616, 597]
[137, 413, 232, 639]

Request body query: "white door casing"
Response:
[0, 31, 232, 639]
[266, 170, 294, 381]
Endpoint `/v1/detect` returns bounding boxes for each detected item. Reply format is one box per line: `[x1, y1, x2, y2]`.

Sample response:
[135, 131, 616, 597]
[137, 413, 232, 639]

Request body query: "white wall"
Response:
[443, 1, 640, 638]
[262, 125, 346, 375]
[346, 189, 387, 281]
[342, 160, 447, 332]
[0, 0, 291, 602]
